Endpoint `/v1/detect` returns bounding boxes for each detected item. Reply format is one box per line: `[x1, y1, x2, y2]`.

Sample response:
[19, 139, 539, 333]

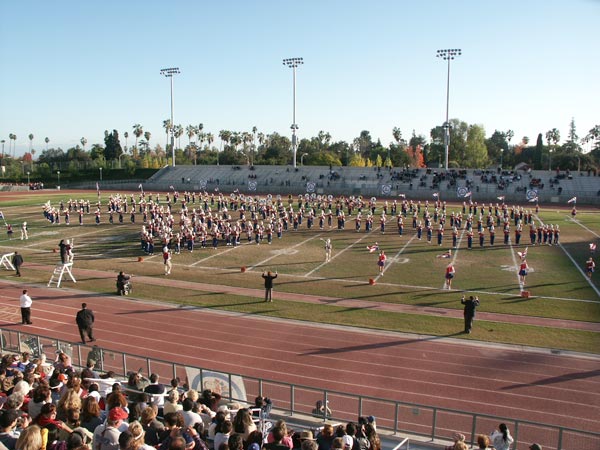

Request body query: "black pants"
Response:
[21, 307, 31, 324]
[15, 265, 21, 276]
[79, 326, 94, 343]
[464, 314, 474, 332]
[265, 288, 273, 302]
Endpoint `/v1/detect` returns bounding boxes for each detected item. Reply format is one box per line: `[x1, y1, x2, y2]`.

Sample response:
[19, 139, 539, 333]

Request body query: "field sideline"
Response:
[0, 189, 599, 354]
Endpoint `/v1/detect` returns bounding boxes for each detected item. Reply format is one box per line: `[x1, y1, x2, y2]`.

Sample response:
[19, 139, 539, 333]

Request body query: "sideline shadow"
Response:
[501, 369, 600, 390]
[301, 332, 464, 356]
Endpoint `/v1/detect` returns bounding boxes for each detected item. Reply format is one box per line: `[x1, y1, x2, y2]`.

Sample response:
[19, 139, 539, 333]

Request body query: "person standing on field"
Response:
[262, 271, 278, 302]
[461, 295, 480, 334]
[12, 251, 24, 277]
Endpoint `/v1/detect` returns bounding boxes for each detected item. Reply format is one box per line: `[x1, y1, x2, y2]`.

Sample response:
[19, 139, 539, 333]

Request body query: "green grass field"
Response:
[1, 190, 599, 353]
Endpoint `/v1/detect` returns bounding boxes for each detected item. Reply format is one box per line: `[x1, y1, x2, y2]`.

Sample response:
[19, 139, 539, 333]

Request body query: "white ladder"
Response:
[0, 253, 15, 271]
[47, 263, 77, 288]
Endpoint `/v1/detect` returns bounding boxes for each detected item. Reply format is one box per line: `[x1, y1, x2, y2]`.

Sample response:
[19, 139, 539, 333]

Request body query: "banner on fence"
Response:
[185, 367, 247, 403]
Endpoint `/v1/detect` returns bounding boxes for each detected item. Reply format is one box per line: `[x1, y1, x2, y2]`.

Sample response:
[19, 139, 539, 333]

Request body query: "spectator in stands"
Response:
[363, 425, 379, 450]
[266, 420, 292, 449]
[331, 438, 344, 450]
[34, 403, 73, 434]
[199, 390, 220, 412]
[316, 424, 334, 450]
[128, 420, 155, 450]
[140, 407, 164, 447]
[300, 434, 318, 450]
[445, 433, 465, 450]
[180, 399, 203, 431]
[207, 410, 227, 442]
[15, 424, 43, 450]
[231, 408, 255, 443]
[228, 434, 244, 450]
[214, 420, 232, 450]
[476, 434, 492, 449]
[0, 409, 21, 450]
[28, 383, 52, 420]
[80, 397, 103, 434]
[246, 431, 263, 450]
[81, 360, 99, 381]
[163, 391, 182, 416]
[57, 388, 82, 421]
[143, 375, 165, 417]
[106, 387, 128, 416]
[263, 425, 287, 450]
[94, 407, 128, 450]
[490, 423, 513, 450]
[125, 372, 147, 407]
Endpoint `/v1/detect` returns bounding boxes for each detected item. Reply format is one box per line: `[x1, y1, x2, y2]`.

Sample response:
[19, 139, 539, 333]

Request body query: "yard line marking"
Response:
[378, 234, 417, 280]
[249, 233, 322, 271]
[304, 232, 369, 277]
[567, 216, 600, 239]
[190, 241, 249, 266]
[535, 214, 600, 299]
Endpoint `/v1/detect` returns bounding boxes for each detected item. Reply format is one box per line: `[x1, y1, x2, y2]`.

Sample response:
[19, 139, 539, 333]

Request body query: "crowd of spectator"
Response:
[0, 351, 383, 450]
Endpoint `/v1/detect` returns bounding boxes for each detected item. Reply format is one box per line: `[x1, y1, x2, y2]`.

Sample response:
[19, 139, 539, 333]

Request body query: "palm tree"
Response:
[28, 134, 34, 153]
[144, 131, 152, 150]
[162, 119, 172, 152]
[80, 137, 87, 151]
[133, 124, 143, 152]
[186, 125, 196, 147]
[242, 131, 252, 165]
[0, 139, 5, 160]
[206, 132, 214, 150]
[174, 125, 184, 149]
[124, 132, 129, 152]
[218, 130, 231, 166]
[45, 137, 50, 150]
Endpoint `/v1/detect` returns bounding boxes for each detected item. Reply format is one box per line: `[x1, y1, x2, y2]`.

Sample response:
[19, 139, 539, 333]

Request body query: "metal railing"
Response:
[2, 329, 598, 450]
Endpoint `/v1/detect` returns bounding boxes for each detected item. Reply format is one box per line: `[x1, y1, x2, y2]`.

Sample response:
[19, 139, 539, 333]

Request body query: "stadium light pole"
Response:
[283, 57, 303, 168]
[436, 49, 461, 171]
[160, 67, 180, 167]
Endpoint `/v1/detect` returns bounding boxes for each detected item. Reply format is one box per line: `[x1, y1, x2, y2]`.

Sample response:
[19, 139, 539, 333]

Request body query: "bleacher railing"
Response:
[2, 329, 598, 450]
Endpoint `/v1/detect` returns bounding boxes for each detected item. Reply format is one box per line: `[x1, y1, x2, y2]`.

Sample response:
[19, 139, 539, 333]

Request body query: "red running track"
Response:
[0, 281, 599, 436]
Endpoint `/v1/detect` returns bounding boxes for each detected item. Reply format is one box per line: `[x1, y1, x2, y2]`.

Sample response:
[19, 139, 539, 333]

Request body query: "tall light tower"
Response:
[160, 67, 180, 167]
[283, 57, 303, 168]
[436, 49, 461, 170]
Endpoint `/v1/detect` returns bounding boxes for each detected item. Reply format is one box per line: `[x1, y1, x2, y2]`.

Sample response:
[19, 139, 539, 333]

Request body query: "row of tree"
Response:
[2, 119, 600, 179]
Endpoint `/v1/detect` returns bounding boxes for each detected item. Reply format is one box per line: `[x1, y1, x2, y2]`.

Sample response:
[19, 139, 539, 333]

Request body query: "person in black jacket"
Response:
[76, 303, 96, 344]
[262, 271, 278, 302]
[461, 295, 480, 334]
[12, 251, 24, 276]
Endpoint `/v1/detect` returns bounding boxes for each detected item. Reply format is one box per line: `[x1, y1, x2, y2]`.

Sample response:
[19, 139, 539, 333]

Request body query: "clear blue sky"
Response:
[1, 0, 598, 157]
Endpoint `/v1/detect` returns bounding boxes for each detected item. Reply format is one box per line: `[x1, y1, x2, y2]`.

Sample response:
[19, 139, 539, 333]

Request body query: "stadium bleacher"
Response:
[72, 165, 600, 205]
